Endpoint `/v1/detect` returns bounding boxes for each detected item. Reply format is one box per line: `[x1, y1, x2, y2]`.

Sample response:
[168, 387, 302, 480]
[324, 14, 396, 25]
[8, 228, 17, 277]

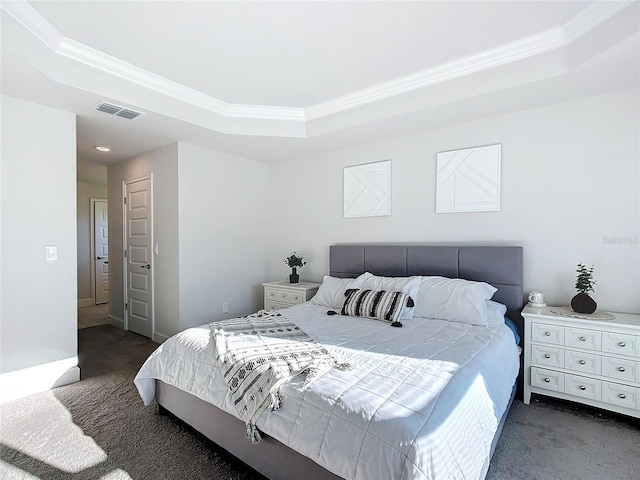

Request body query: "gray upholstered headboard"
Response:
[329, 244, 524, 330]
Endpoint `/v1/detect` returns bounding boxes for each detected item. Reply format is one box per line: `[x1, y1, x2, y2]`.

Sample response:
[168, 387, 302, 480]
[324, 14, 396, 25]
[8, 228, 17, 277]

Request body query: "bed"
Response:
[135, 244, 523, 480]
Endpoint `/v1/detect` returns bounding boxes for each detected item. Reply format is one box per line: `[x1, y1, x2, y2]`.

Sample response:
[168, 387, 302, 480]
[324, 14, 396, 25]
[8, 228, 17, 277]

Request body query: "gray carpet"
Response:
[1, 324, 638, 480]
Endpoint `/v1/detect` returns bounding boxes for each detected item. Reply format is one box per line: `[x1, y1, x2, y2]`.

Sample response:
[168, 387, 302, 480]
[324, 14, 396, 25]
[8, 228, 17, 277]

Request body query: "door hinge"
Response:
[124, 250, 127, 258]
[125, 303, 128, 311]
[124, 197, 127, 205]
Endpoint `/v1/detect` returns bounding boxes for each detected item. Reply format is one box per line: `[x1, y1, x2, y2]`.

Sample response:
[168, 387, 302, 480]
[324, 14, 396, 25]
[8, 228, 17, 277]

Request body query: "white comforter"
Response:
[135, 303, 519, 480]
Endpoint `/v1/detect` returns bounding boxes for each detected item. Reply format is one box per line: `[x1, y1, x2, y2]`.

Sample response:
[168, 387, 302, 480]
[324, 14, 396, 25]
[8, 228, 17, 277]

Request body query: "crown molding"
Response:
[563, 0, 633, 43]
[2, 0, 633, 128]
[1, 0, 306, 123]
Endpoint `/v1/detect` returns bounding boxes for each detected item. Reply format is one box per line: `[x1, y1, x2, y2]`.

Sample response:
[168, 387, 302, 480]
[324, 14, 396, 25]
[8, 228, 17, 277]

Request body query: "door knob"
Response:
[141, 264, 150, 269]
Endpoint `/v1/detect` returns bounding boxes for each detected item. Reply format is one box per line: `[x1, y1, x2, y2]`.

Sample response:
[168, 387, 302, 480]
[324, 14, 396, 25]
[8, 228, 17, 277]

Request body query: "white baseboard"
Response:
[153, 331, 170, 344]
[0, 358, 80, 403]
[108, 315, 124, 329]
[78, 298, 92, 308]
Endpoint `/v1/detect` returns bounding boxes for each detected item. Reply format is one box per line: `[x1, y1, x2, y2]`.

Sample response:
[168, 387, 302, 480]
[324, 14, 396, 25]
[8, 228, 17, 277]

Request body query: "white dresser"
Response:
[523, 306, 640, 418]
[262, 281, 320, 310]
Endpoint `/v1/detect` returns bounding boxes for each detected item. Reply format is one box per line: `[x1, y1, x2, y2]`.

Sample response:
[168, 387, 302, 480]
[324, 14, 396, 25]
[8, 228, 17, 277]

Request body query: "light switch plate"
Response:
[45, 245, 58, 261]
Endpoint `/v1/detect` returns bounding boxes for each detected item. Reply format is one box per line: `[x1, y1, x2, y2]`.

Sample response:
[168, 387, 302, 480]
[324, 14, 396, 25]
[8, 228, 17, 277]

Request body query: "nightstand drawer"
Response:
[289, 291, 304, 304]
[602, 382, 638, 410]
[601, 356, 637, 383]
[564, 350, 600, 375]
[565, 327, 600, 351]
[531, 323, 563, 345]
[565, 374, 601, 401]
[602, 332, 637, 357]
[531, 344, 564, 368]
[265, 300, 290, 311]
[531, 367, 564, 393]
[265, 289, 280, 300]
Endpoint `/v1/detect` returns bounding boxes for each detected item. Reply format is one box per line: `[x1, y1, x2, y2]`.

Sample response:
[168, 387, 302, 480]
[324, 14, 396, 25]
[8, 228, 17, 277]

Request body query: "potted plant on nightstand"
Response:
[283, 252, 306, 283]
[571, 263, 597, 314]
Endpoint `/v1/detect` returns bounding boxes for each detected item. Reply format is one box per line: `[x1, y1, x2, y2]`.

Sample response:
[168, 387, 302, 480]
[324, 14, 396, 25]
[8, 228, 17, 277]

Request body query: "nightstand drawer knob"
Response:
[619, 393, 627, 399]
[579, 360, 586, 365]
[544, 378, 551, 383]
[544, 354, 551, 359]
[618, 367, 626, 372]
[579, 385, 587, 391]
[544, 332, 551, 337]
[281, 294, 287, 299]
[579, 336, 586, 342]
[618, 342, 626, 347]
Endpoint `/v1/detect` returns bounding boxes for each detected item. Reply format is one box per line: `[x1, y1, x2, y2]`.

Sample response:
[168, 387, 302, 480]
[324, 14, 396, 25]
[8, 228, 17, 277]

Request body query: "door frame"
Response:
[89, 197, 108, 306]
[122, 174, 155, 336]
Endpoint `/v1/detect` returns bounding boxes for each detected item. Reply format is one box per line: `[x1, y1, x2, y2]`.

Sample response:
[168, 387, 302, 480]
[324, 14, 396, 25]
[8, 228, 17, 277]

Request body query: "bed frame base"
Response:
[156, 380, 341, 479]
[157, 379, 516, 480]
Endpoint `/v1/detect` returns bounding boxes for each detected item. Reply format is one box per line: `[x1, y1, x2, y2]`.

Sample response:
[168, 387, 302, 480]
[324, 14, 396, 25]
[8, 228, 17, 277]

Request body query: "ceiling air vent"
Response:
[96, 101, 144, 120]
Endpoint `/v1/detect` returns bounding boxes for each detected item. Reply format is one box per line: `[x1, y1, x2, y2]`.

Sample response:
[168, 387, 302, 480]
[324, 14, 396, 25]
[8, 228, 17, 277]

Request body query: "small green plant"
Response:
[575, 263, 596, 294]
[283, 252, 306, 269]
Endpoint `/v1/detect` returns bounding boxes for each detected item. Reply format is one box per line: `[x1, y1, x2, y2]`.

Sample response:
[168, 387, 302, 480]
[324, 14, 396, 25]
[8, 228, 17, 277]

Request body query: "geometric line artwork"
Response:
[344, 160, 391, 218]
[436, 144, 501, 213]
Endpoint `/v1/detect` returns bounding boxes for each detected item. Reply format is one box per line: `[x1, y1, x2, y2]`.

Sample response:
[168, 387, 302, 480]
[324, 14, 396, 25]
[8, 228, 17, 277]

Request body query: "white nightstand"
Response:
[523, 305, 640, 418]
[262, 281, 321, 310]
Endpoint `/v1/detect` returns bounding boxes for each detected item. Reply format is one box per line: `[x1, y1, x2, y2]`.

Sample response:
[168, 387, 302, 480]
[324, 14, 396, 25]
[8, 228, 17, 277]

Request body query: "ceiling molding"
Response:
[563, 0, 632, 43]
[1, 0, 633, 129]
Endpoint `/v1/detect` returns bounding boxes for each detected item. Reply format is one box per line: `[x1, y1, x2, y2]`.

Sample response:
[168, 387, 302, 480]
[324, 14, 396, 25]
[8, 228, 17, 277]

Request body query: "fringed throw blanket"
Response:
[209, 310, 351, 444]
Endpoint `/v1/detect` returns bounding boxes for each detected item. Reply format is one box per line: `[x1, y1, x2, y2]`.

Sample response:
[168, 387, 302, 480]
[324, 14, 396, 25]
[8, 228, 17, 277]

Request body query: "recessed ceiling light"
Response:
[94, 145, 111, 152]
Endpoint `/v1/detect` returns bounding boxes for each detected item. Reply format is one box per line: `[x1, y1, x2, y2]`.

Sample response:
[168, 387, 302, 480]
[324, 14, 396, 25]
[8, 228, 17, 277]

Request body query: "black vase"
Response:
[571, 292, 597, 314]
[289, 267, 299, 284]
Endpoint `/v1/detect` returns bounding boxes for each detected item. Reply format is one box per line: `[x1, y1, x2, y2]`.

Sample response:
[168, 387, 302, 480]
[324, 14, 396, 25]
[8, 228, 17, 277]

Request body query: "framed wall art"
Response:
[344, 160, 391, 218]
[436, 144, 501, 213]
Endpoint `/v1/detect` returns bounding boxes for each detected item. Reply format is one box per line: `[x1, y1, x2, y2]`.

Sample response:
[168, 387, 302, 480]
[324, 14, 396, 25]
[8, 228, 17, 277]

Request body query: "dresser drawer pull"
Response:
[618, 342, 626, 347]
[281, 294, 287, 299]
[579, 336, 586, 342]
[579, 360, 586, 365]
[618, 367, 626, 372]
[579, 385, 587, 391]
[544, 354, 551, 359]
[544, 378, 551, 383]
[618, 393, 627, 399]
[544, 332, 551, 337]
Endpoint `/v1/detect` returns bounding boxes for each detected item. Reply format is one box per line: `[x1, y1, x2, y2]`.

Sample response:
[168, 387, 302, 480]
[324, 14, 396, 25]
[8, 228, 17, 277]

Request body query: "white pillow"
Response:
[414, 276, 497, 326]
[311, 273, 371, 309]
[486, 300, 507, 325]
[359, 274, 422, 319]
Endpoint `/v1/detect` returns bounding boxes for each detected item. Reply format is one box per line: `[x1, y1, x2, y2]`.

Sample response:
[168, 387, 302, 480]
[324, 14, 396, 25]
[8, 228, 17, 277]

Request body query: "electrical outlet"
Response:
[45, 245, 57, 261]
[222, 302, 229, 313]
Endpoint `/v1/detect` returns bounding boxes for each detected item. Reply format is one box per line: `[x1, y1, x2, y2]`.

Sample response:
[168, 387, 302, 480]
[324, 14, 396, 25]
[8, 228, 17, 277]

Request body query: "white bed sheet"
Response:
[135, 303, 519, 480]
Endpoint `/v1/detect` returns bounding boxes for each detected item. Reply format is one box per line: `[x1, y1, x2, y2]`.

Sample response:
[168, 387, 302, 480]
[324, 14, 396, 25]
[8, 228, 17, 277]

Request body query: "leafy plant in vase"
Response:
[571, 263, 597, 314]
[283, 252, 306, 283]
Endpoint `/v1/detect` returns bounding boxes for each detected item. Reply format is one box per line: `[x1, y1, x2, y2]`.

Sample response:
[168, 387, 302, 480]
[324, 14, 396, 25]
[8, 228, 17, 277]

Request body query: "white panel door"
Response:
[125, 178, 153, 338]
[93, 200, 109, 304]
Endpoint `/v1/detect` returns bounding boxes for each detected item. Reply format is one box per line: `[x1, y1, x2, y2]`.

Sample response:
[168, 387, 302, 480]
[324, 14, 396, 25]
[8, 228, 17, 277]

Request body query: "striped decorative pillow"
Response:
[341, 289, 409, 323]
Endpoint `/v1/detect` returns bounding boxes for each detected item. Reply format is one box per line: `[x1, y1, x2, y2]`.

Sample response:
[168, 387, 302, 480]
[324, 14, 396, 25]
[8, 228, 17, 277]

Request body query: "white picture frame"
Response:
[436, 144, 501, 213]
[344, 160, 391, 218]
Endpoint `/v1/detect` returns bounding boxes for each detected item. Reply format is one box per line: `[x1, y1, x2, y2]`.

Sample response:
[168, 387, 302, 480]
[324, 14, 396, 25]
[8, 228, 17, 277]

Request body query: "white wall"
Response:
[107, 143, 180, 340]
[0, 95, 79, 400]
[268, 88, 640, 314]
[177, 142, 270, 330]
[77, 181, 108, 305]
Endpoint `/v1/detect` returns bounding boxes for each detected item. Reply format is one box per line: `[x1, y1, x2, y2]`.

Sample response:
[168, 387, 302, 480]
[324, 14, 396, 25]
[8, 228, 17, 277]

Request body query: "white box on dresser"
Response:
[262, 281, 320, 310]
[523, 305, 640, 418]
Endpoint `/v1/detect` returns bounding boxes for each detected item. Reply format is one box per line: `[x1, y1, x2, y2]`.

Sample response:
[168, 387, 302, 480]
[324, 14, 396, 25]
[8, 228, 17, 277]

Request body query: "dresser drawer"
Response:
[531, 367, 564, 393]
[265, 289, 280, 301]
[602, 382, 638, 410]
[565, 373, 601, 401]
[601, 356, 637, 383]
[602, 332, 637, 358]
[531, 344, 564, 368]
[531, 323, 563, 345]
[564, 350, 601, 375]
[565, 327, 600, 351]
